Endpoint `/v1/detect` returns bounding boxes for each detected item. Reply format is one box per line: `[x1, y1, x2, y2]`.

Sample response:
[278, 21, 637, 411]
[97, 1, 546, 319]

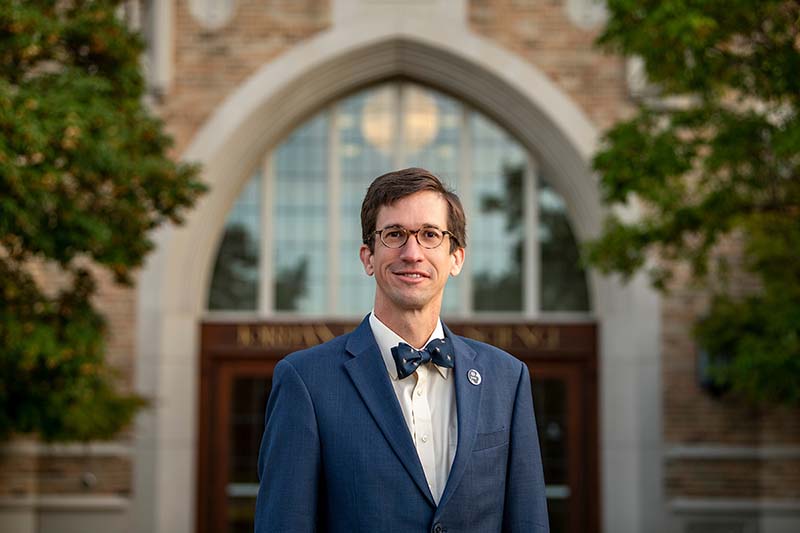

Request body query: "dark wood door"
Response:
[197, 321, 598, 533]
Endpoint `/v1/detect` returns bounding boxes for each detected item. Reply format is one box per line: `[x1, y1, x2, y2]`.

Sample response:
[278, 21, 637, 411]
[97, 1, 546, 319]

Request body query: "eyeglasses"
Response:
[370, 225, 458, 249]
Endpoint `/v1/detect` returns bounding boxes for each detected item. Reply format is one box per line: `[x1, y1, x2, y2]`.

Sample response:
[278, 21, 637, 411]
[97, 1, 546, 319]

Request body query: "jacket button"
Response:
[433, 524, 444, 533]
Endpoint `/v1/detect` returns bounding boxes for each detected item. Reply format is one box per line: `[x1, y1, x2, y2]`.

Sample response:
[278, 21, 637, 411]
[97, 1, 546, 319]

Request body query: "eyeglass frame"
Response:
[367, 225, 459, 249]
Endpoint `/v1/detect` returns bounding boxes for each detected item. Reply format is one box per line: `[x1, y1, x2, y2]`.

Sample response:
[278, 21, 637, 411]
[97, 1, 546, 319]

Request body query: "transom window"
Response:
[207, 81, 590, 317]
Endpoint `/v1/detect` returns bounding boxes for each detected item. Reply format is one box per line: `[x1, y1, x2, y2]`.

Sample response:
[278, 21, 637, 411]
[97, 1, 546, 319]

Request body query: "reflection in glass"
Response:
[471, 115, 525, 312]
[227, 376, 271, 533]
[339, 86, 395, 315]
[360, 84, 397, 154]
[532, 377, 569, 533]
[401, 85, 440, 155]
[208, 173, 261, 311]
[539, 179, 590, 312]
[272, 114, 329, 313]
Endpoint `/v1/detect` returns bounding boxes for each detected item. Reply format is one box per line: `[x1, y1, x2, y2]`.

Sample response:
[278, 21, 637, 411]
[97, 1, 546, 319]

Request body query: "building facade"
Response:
[1, 1, 798, 533]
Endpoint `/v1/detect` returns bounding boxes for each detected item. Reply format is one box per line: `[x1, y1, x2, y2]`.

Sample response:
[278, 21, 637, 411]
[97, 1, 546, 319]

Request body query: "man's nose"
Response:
[399, 233, 425, 261]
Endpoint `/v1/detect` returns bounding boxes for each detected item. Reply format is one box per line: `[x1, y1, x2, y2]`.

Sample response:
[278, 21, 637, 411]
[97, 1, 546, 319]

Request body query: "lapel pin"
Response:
[467, 368, 482, 386]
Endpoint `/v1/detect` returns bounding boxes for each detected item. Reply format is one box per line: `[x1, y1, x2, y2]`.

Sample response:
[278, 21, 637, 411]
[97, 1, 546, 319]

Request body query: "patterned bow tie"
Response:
[390, 337, 455, 379]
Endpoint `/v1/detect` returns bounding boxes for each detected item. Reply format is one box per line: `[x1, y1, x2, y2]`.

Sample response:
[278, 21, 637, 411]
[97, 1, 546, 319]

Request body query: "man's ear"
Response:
[449, 247, 465, 276]
[359, 244, 374, 276]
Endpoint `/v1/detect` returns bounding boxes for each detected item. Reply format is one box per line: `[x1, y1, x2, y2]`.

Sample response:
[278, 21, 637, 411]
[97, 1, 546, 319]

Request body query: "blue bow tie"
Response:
[390, 337, 455, 379]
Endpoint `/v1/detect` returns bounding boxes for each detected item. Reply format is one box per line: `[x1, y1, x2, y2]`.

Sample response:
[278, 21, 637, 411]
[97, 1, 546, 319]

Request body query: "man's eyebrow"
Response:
[379, 223, 443, 230]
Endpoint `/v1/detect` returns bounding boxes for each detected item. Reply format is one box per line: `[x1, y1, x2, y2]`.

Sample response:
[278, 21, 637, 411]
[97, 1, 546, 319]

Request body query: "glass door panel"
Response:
[227, 375, 272, 533]
[533, 377, 569, 533]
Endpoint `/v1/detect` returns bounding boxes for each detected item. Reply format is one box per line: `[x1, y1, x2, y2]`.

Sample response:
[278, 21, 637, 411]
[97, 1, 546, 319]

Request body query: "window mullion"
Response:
[394, 84, 405, 168]
[258, 155, 275, 316]
[524, 155, 540, 317]
[459, 105, 473, 317]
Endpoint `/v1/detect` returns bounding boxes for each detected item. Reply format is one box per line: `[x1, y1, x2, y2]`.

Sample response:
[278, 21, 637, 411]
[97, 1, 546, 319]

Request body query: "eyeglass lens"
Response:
[381, 227, 444, 248]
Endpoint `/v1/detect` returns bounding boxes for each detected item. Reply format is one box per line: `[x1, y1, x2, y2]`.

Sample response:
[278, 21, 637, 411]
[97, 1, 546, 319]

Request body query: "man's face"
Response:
[359, 190, 465, 318]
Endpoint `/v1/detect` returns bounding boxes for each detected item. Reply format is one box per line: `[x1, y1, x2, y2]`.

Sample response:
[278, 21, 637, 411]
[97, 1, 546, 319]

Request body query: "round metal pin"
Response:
[467, 368, 482, 385]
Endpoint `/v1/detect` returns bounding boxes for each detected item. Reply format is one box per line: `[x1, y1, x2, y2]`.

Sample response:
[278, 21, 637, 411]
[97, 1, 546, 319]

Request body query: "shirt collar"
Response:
[368, 311, 449, 380]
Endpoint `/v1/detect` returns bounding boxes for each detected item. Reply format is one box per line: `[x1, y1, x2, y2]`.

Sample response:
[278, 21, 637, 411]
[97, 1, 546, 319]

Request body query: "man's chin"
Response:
[387, 293, 438, 313]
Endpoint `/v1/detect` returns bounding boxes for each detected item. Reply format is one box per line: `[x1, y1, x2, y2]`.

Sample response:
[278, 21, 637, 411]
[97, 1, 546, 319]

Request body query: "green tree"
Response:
[0, 1, 206, 440]
[587, 1, 800, 404]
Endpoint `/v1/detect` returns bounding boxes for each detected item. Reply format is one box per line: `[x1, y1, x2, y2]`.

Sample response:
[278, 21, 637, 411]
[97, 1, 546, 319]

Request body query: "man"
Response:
[255, 168, 549, 532]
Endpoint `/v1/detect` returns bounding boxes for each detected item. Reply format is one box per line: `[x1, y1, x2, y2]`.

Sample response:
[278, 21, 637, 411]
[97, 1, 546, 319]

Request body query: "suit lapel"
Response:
[438, 325, 484, 510]
[343, 317, 435, 505]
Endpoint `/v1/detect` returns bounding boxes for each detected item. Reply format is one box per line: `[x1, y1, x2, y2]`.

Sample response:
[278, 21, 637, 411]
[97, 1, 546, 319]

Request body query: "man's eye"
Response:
[386, 230, 403, 239]
[424, 230, 440, 238]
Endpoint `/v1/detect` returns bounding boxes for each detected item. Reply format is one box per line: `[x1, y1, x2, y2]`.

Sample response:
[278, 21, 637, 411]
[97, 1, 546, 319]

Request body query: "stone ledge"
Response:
[670, 498, 800, 514]
[0, 495, 129, 511]
[665, 445, 800, 460]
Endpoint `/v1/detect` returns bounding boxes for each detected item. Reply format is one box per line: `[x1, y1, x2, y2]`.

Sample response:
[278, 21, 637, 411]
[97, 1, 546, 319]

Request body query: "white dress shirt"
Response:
[368, 312, 458, 504]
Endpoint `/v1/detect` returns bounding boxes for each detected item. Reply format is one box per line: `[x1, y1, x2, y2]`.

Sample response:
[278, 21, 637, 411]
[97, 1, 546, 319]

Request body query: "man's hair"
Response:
[361, 167, 467, 253]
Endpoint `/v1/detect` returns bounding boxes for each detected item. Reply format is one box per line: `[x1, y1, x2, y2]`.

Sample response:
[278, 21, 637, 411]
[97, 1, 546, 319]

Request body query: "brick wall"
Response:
[162, 0, 331, 155]
[661, 243, 800, 505]
[0, 446, 130, 498]
[468, 0, 633, 131]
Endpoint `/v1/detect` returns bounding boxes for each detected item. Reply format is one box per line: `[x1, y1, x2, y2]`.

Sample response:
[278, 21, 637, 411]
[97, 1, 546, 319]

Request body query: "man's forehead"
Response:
[375, 191, 449, 226]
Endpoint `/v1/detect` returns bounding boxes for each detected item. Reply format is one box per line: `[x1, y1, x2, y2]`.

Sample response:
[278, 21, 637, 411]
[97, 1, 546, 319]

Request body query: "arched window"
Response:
[208, 81, 590, 316]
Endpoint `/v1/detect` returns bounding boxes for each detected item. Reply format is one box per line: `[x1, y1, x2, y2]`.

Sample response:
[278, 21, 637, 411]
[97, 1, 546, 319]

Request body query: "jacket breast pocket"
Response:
[473, 428, 508, 451]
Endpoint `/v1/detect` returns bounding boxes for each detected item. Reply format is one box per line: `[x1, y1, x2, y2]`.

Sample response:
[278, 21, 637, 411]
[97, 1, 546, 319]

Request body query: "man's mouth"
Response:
[394, 271, 429, 279]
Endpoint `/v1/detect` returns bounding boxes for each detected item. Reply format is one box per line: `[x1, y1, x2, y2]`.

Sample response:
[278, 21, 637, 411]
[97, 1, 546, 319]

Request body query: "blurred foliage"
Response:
[587, 0, 800, 405]
[0, 1, 206, 441]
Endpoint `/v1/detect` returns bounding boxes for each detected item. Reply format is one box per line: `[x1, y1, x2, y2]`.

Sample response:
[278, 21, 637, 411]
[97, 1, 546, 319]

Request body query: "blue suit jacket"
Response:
[255, 316, 549, 532]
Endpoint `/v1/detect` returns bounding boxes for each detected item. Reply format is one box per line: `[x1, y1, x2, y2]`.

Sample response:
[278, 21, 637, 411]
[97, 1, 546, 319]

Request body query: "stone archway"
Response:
[134, 17, 664, 533]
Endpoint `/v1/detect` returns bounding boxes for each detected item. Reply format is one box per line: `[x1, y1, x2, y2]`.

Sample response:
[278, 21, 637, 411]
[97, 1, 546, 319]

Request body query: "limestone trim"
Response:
[665, 445, 800, 460]
[0, 441, 132, 457]
[147, 0, 173, 96]
[670, 498, 800, 513]
[0, 495, 129, 510]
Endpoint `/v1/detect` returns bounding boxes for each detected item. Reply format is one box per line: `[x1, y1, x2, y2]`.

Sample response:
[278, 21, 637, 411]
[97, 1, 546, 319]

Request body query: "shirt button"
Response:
[421, 434, 429, 443]
[433, 523, 444, 533]
[416, 388, 423, 396]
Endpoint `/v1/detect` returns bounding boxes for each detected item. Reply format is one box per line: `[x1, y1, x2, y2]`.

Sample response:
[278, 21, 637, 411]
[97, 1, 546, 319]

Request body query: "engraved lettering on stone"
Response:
[493, 327, 513, 348]
[237, 325, 252, 347]
[515, 326, 544, 348]
[315, 325, 336, 342]
[547, 327, 560, 350]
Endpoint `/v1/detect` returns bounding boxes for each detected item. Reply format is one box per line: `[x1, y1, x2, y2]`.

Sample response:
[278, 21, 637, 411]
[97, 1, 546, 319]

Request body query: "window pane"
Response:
[532, 376, 570, 533]
[272, 114, 329, 313]
[470, 114, 526, 312]
[337, 86, 396, 316]
[208, 172, 261, 311]
[539, 178, 590, 312]
[226, 375, 271, 533]
[207, 81, 592, 317]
